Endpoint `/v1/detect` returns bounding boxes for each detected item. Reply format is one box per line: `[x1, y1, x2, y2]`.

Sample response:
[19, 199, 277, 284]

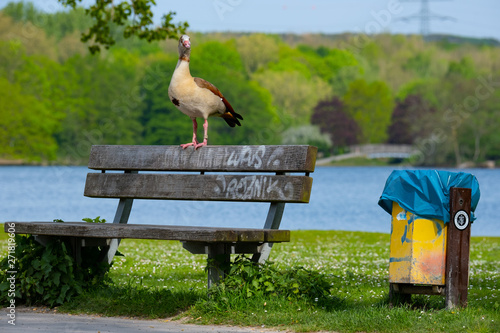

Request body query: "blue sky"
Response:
[11, 0, 500, 40]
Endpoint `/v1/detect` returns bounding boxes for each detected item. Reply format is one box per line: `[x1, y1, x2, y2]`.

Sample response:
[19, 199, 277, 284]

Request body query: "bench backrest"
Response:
[84, 145, 317, 203]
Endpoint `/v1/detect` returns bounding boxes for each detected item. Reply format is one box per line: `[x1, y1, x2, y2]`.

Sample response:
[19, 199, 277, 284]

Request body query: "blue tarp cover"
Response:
[378, 170, 480, 223]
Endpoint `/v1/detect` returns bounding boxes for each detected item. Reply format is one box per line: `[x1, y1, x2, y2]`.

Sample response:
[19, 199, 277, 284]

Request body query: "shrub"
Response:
[0, 232, 112, 307]
[204, 255, 343, 311]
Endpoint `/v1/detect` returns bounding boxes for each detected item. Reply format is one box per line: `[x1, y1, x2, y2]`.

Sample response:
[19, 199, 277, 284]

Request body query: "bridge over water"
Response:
[316, 144, 416, 165]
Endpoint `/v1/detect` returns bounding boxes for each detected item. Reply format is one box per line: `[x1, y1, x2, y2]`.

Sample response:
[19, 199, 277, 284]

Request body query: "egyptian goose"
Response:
[168, 35, 243, 149]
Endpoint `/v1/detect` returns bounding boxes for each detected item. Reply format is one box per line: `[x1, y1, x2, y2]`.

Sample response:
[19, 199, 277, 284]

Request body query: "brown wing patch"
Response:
[193, 77, 243, 126]
[194, 77, 223, 98]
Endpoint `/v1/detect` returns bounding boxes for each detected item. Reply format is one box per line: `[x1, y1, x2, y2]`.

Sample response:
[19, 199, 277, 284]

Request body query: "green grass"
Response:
[1, 229, 498, 332]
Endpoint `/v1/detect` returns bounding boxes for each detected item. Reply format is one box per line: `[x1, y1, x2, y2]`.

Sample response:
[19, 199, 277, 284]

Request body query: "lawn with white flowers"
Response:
[7, 229, 498, 333]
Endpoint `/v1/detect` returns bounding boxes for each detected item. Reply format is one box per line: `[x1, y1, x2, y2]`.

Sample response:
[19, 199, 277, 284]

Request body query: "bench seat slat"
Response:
[6, 222, 290, 243]
[84, 173, 313, 203]
[88, 145, 317, 173]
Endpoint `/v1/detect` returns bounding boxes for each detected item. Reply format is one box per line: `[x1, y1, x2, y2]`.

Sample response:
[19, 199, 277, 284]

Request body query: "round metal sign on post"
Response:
[453, 210, 469, 230]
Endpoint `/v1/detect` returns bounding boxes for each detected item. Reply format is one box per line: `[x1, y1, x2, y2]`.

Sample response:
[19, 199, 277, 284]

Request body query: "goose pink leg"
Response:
[181, 118, 199, 149]
[194, 119, 208, 149]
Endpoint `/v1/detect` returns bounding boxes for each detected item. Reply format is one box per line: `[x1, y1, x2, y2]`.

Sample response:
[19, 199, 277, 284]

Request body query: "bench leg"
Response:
[252, 201, 286, 264]
[103, 196, 135, 264]
[70, 238, 82, 265]
[104, 239, 120, 264]
[207, 244, 230, 289]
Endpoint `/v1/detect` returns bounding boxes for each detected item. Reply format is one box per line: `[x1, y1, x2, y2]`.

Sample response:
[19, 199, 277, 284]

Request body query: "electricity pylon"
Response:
[397, 0, 456, 38]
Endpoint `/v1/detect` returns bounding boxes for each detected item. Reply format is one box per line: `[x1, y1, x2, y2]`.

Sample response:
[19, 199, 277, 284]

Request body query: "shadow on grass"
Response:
[59, 283, 204, 319]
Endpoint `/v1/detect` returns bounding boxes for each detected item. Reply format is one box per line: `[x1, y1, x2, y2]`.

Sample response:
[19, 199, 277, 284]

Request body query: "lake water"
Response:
[0, 166, 498, 236]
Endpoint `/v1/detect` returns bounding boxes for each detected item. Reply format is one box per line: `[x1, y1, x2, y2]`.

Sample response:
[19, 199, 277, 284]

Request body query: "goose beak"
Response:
[183, 39, 191, 48]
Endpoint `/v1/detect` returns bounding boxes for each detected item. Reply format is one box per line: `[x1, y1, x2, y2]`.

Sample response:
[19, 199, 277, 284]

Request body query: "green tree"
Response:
[0, 10, 58, 60]
[0, 41, 73, 161]
[343, 79, 394, 144]
[266, 45, 315, 79]
[447, 57, 476, 79]
[437, 74, 500, 166]
[57, 0, 188, 53]
[464, 87, 500, 163]
[407, 57, 500, 167]
[0, 77, 59, 161]
[402, 52, 432, 77]
[2, 2, 92, 41]
[236, 33, 280, 74]
[56, 48, 144, 161]
[294, 44, 362, 95]
[251, 42, 361, 126]
[433, 58, 478, 166]
[1, 2, 161, 60]
[253, 70, 332, 127]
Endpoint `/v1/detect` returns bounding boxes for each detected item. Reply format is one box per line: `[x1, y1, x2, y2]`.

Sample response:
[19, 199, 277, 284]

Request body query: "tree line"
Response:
[1, 2, 499, 166]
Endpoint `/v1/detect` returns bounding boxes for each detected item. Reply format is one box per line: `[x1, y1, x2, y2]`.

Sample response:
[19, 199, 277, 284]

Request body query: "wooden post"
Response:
[207, 244, 231, 289]
[445, 187, 472, 309]
[253, 172, 288, 264]
[104, 170, 137, 264]
[252, 201, 285, 263]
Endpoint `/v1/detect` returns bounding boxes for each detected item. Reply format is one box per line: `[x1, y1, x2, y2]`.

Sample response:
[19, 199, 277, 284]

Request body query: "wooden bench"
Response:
[6, 145, 317, 288]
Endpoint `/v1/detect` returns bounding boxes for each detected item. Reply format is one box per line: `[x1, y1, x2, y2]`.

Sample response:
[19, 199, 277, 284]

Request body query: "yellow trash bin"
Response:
[389, 201, 447, 285]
